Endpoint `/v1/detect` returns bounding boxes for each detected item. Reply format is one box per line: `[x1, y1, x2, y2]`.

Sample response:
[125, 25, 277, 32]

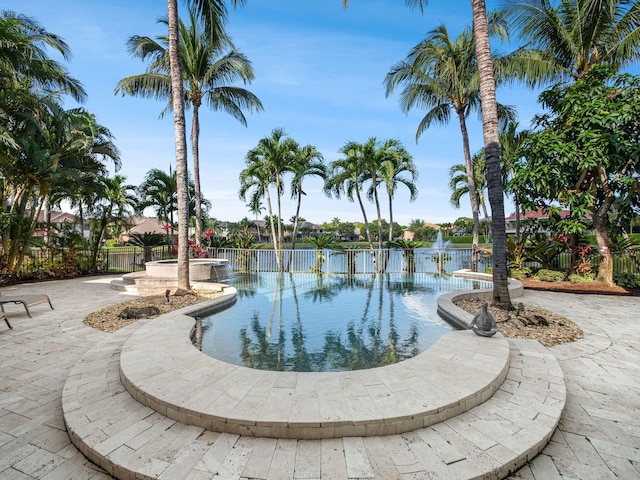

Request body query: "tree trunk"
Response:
[457, 110, 480, 272]
[355, 187, 378, 273]
[593, 202, 615, 286]
[387, 194, 394, 242]
[264, 187, 280, 272]
[372, 179, 385, 273]
[289, 191, 302, 269]
[472, 0, 512, 308]
[168, 0, 190, 291]
[192, 102, 203, 247]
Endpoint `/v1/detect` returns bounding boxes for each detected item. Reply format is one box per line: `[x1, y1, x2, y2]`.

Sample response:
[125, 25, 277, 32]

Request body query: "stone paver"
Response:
[1, 276, 639, 479]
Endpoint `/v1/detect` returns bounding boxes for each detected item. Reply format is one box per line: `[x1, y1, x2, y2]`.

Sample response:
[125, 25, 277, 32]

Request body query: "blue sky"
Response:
[9, 0, 541, 225]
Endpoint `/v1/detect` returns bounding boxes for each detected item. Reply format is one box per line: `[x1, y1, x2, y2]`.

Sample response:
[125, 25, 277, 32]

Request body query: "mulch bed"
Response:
[520, 278, 640, 296]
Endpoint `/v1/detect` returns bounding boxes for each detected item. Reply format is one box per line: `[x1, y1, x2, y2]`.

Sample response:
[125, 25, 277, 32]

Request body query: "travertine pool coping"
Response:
[118, 275, 523, 440]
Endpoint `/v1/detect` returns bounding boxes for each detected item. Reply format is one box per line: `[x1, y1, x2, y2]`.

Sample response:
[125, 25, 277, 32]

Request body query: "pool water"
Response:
[196, 273, 490, 372]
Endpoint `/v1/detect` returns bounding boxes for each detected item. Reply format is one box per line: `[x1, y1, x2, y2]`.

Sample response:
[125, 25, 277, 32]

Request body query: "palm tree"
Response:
[239, 128, 296, 272]
[137, 166, 179, 231]
[378, 144, 418, 242]
[289, 144, 325, 254]
[1, 99, 120, 269]
[472, 0, 512, 308]
[449, 153, 489, 221]
[0, 10, 86, 102]
[84, 174, 138, 267]
[325, 141, 378, 272]
[499, 121, 528, 241]
[116, 7, 261, 248]
[164, 0, 245, 291]
[384, 23, 511, 272]
[246, 198, 264, 242]
[501, 0, 640, 85]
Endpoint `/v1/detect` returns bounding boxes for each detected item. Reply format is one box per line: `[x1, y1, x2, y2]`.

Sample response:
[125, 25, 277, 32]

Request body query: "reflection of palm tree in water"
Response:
[240, 312, 286, 370]
[240, 273, 423, 371]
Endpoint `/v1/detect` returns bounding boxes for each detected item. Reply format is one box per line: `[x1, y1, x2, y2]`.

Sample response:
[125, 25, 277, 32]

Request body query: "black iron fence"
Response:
[2, 245, 639, 284]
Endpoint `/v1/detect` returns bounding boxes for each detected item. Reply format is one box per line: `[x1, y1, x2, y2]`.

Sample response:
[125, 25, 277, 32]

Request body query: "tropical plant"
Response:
[1, 92, 120, 270]
[388, 239, 423, 274]
[116, 6, 261, 247]
[305, 234, 339, 273]
[512, 66, 640, 286]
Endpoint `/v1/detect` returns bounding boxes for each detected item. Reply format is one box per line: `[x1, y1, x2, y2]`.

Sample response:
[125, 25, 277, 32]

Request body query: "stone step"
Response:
[63, 324, 565, 479]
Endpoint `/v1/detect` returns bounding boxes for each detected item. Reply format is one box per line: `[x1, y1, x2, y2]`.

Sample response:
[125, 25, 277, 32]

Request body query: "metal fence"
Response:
[207, 247, 491, 274]
[4, 245, 639, 283]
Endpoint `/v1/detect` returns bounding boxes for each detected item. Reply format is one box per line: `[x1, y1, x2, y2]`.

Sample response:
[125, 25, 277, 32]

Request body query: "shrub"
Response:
[509, 267, 531, 280]
[534, 269, 565, 282]
[484, 266, 493, 274]
[568, 273, 595, 284]
[613, 272, 640, 288]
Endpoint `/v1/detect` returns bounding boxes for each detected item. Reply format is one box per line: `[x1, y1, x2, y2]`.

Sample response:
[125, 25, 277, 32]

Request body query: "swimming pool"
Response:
[196, 273, 490, 372]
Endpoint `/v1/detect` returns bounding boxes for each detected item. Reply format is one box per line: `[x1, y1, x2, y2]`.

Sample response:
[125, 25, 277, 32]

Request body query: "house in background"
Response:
[118, 217, 173, 244]
[505, 208, 592, 235]
[33, 211, 90, 240]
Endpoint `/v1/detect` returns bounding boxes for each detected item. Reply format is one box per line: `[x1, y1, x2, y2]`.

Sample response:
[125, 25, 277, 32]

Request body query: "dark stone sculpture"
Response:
[469, 301, 499, 337]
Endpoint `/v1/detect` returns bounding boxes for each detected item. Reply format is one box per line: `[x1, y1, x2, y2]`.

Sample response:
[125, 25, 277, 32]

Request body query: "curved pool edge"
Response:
[118, 280, 512, 439]
[437, 271, 524, 329]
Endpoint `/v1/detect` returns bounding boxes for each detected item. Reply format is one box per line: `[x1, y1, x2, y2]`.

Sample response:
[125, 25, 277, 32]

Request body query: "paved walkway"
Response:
[1, 276, 639, 479]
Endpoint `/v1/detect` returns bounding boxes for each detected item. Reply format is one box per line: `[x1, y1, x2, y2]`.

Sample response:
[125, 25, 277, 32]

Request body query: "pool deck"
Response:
[1, 275, 639, 479]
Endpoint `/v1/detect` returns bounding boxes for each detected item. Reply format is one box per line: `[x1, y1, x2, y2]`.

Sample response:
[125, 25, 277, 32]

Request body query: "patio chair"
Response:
[0, 291, 54, 318]
[2, 312, 11, 329]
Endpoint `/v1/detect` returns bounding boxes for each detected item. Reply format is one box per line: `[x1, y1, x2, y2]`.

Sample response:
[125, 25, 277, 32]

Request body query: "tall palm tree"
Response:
[501, 0, 640, 85]
[384, 23, 490, 272]
[289, 144, 325, 254]
[239, 128, 296, 272]
[116, 7, 262, 247]
[165, 0, 244, 291]
[378, 144, 418, 242]
[471, 0, 512, 307]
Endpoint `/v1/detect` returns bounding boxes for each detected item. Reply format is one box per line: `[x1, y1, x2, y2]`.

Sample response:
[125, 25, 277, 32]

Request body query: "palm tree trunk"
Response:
[355, 187, 378, 273]
[275, 174, 284, 272]
[289, 191, 302, 269]
[192, 102, 203, 247]
[168, 0, 190, 291]
[472, 0, 511, 308]
[387, 194, 394, 242]
[457, 110, 480, 272]
[264, 187, 280, 271]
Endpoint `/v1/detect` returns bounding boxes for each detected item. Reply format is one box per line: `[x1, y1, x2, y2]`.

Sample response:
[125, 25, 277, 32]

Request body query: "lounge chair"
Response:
[0, 292, 54, 318]
[2, 312, 11, 329]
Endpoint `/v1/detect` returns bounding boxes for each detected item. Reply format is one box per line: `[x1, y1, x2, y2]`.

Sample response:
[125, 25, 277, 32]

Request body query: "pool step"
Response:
[63, 322, 565, 480]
